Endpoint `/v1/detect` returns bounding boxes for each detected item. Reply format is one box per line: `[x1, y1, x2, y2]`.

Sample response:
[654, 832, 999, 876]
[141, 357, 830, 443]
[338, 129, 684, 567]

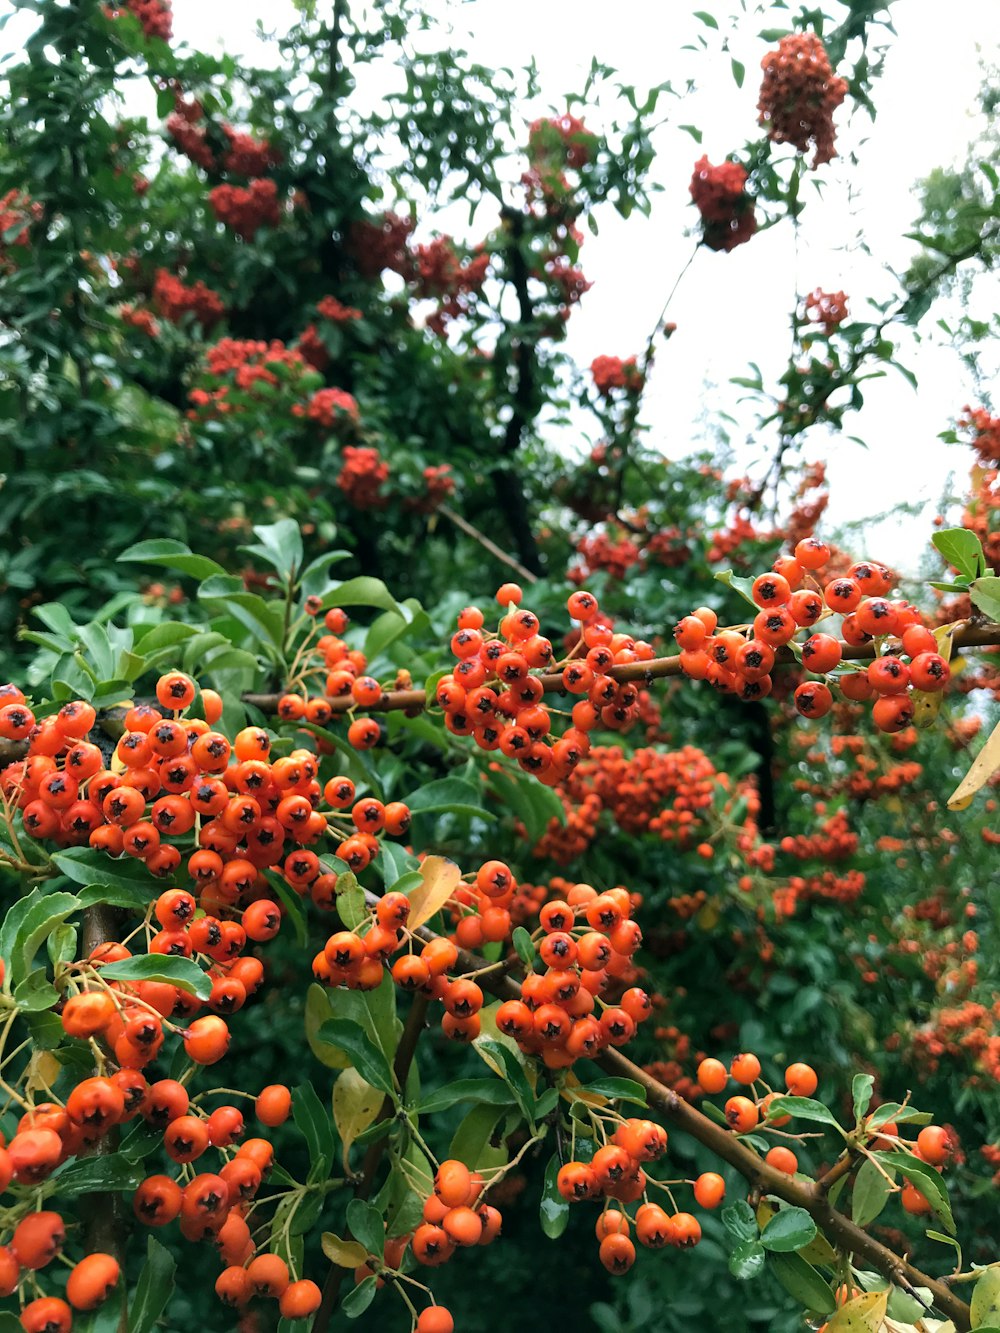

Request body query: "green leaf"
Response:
[721, 1199, 759, 1244]
[13, 969, 58, 1012]
[872, 1149, 955, 1234]
[932, 527, 985, 582]
[319, 1019, 396, 1098]
[694, 10, 718, 27]
[760, 1207, 817, 1253]
[852, 1073, 874, 1123]
[346, 1198, 385, 1260]
[100, 956, 211, 1002]
[715, 567, 758, 610]
[119, 539, 226, 582]
[540, 1153, 570, 1239]
[294, 1080, 335, 1177]
[764, 1096, 843, 1131]
[198, 575, 285, 649]
[512, 926, 536, 972]
[53, 1152, 144, 1196]
[13, 890, 81, 983]
[321, 576, 405, 617]
[244, 519, 304, 581]
[449, 1103, 508, 1171]
[576, 1077, 647, 1107]
[970, 575, 1000, 623]
[52, 848, 155, 909]
[263, 870, 308, 948]
[129, 1237, 176, 1333]
[488, 767, 565, 844]
[407, 777, 492, 820]
[971, 1269, 1000, 1328]
[731, 57, 745, 86]
[474, 1037, 535, 1123]
[866, 1102, 930, 1129]
[852, 1156, 892, 1227]
[417, 1080, 518, 1114]
[342, 1274, 378, 1318]
[768, 1251, 837, 1314]
[729, 1238, 766, 1279]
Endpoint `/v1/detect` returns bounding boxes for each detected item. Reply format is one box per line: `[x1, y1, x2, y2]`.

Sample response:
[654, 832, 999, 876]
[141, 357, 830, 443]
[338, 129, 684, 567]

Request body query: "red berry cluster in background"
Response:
[435, 586, 655, 782]
[208, 179, 281, 240]
[757, 33, 848, 168]
[804, 287, 848, 332]
[104, 0, 172, 41]
[413, 237, 490, 336]
[0, 190, 42, 264]
[676, 537, 952, 731]
[336, 446, 390, 509]
[590, 355, 645, 396]
[220, 125, 279, 177]
[152, 268, 226, 331]
[689, 156, 757, 252]
[348, 212, 416, 280]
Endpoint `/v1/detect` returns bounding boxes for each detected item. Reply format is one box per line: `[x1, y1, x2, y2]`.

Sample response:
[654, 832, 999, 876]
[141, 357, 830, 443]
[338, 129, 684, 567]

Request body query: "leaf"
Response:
[197, 575, 285, 649]
[244, 519, 304, 581]
[970, 575, 1000, 623]
[873, 1150, 955, 1234]
[53, 1152, 144, 1196]
[768, 1251, 837, 1315]
[52, 848, 155, 908]
[449, 1102, 508, 1171]
[417, 1080, 518, 1114]
[512, 926, 536, 971]
[12, 890, 81, 984]
[346, 1199, 385, 1259]
[540, 1154, 570, 1239]
[852, 1156, 892, 1227]
[729, 1238, 766, 1279]
[129, 1237, 176, 1333]
[13, 969, 59, 1012]
[694, 9, 718, 26]
[474, 1037, 535, 1123]
[321, 1233, 370, 1270]
[406, 777, 492, 820]
[715, 567, 758, 610]
[305, 984, 352, 1070]
[721, 1199, 758, 1244]
[319, 1020, 396, 1097]
[866, 1102, 930, 1129]
[405, 855, 462, 929]
[333, 1068, 385, 1170]
[852, 1073, 874, 1123]
[321, 576, 405, 617]
[760, 1207, 817, 1253]
[970, 1267, 1000, 1326]
[932, 528, 985, 582]
[100, 956, 211, 1002]
[823, 1290, 888, 1331]
[118, 539, 226, 583]
[731, 57, 745, 86]
[294, 1080, 335, 1177]
[342, 1274, 378, 1318]
[574, 1077, 647, 1107]
[764, 1096, 844, 1131]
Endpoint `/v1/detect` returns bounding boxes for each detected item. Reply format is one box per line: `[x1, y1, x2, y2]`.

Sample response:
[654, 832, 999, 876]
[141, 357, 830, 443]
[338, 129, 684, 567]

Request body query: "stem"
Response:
[438, 505, 539, 586]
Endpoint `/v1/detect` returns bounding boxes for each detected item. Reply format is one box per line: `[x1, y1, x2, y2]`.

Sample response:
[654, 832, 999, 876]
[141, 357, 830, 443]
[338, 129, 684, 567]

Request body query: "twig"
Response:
[438, 505, 539, 585]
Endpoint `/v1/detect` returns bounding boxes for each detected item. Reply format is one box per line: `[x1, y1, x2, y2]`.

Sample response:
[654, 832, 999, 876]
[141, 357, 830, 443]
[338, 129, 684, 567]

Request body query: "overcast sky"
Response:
[154, 2, 1000, 568]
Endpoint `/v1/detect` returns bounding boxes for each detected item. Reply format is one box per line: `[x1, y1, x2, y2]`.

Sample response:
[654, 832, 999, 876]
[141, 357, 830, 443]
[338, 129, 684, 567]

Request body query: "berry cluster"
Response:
[297, 386, 361, 432]
[208, 179, 281, 240]
[675, 537, 951, 730]
[435, 586, 655, 780]
[348, 212, 416, 280]
[335, 446, 390, 508]
[152, 267, 226, 330]
[220, 125, 278, 177]
[757, 33, 848, 168]
[590, 354, 644, 396]
[413, 237, 490, 335]
[0, 189, 42, 263]
[104, 0, 172, 41]
[804, 287, 848, 332]
[689, 156, 757, 252]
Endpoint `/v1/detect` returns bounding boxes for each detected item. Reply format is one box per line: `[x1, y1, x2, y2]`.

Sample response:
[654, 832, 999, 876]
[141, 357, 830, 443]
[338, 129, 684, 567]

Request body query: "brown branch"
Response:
[438, 505, 539, 586]
[311, 992, 429, 1333]
[369, 899, 973, 1331]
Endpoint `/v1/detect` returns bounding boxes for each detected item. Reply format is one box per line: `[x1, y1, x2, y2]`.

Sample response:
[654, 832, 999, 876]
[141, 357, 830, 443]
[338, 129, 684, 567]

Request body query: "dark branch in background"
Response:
[492, 207, 544, 577]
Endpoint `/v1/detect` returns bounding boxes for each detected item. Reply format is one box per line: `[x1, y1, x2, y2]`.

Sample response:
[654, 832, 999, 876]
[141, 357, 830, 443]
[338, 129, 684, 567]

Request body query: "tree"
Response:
[0, 2, 999, 1332]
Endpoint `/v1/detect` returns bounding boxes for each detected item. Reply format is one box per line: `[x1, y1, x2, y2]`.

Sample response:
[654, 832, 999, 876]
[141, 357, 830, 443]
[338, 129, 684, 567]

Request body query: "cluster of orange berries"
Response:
[804, 287, 848, 332]
[675, 537, 951, 731]
[0, 1207, 119, 1331]
[434, 586, 654, 782]
[556, 1117, 709, 1275]
[411, 1159, 501, 1293]
[757, 32, 847, 168]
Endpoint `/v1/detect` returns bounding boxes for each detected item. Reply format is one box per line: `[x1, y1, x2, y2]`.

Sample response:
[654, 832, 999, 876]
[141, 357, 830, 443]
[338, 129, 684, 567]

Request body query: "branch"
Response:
[375, 899, 973, 1332]
[438, 505, 539, 586]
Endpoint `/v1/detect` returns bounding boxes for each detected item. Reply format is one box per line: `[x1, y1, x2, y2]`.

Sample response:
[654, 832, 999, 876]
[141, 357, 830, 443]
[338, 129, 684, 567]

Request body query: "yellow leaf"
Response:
[799, 1230, 838, 1267]
[559, 1071, 609, 1108]
[696, 901, 720, 930]
[305, 983, 351, 1070]
[406, 855, 462, 929]
[912, 688, 943, 729]
[824, 1291, 888, 1332]
[24, 1051, 61, 1096]
[947, 714, 1000, 810]
[333, 1067, 385, 1172]
[321, 1232, 370, 1269]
